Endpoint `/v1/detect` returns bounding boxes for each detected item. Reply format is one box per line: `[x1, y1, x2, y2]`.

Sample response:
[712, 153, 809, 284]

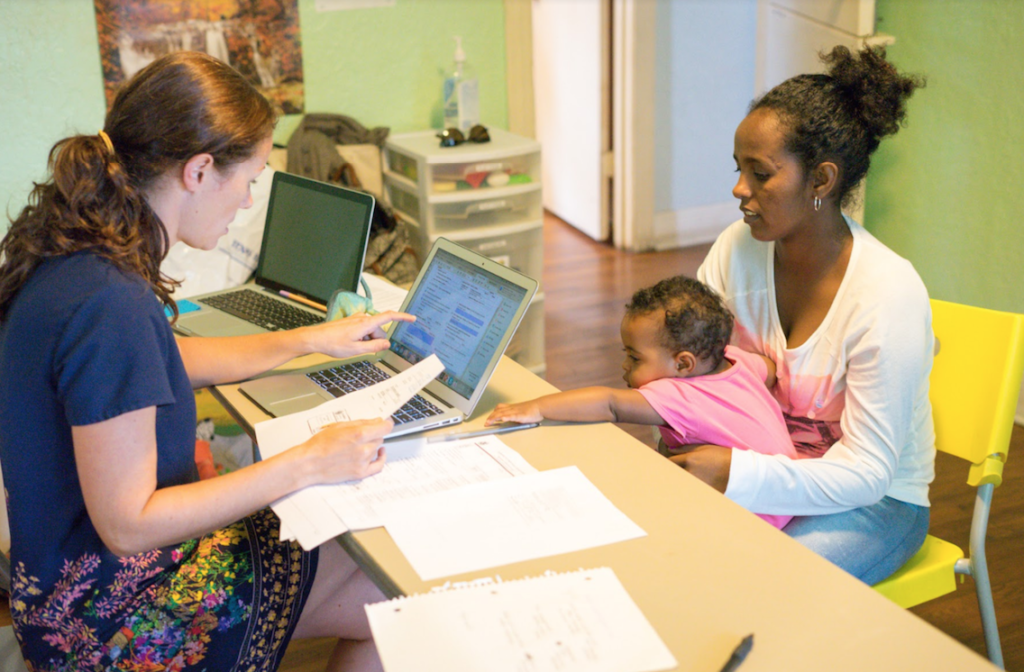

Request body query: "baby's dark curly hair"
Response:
[751, 45, 925, 209]
[625, 276, 733, 368]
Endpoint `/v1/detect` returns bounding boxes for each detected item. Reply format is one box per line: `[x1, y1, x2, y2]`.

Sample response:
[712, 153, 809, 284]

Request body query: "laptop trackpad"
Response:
[241, 374, 329, 418]
[177, 311, 264, 337]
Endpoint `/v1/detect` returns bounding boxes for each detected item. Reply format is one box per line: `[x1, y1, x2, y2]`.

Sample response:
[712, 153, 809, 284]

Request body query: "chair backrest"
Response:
[929, 299, 1024, 487]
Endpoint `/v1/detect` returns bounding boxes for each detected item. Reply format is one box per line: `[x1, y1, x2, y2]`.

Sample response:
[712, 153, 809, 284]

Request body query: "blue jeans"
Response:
[782, 497, 930, 585]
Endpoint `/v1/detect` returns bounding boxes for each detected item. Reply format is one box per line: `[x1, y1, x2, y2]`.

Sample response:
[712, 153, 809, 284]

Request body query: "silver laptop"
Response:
[239, 237, 538, 437]
[171, 172, 375, 337]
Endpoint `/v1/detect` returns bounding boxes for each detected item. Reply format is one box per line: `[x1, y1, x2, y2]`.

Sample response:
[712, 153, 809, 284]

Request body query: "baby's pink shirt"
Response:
[637, 345, 797, 529]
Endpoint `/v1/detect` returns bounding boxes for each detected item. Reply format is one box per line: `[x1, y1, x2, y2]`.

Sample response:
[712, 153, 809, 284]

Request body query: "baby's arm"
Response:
[485, 387, 664, 426]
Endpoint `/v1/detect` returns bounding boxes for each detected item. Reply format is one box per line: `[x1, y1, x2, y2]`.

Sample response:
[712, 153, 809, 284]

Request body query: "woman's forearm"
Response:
[113, 451, 309, 555]
[74, 408, 389, 557]
[176, 310, 413, 387]
[176, 330, 313, 387]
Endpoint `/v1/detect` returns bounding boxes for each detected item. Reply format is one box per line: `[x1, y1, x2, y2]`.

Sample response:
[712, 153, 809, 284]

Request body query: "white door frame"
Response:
[611, 0, 655, 251]
[505, 0, 655, 251]
[504, 0, 536, 140]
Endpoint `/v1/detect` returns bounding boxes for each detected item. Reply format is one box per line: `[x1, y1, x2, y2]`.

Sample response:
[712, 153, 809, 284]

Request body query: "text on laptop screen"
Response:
[257, 177, 372, 305]
[390, 248, 528, 399]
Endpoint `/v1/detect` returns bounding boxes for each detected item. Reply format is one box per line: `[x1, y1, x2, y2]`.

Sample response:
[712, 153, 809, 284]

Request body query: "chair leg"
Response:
[969, 483, 1003, 669]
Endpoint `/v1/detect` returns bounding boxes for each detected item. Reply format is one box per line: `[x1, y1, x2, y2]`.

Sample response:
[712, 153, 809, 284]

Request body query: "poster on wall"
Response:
[94, 0, 304, 114]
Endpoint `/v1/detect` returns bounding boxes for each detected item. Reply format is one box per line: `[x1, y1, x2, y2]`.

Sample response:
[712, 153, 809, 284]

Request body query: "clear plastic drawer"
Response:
[385, 181, 421, 223]
[429, 155, 538, 193]
[431, 189, 542, 232]
[443, 222, 543, 286]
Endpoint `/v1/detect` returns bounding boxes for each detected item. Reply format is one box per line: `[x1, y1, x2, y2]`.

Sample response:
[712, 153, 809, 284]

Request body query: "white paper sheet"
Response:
[362, 273, 409, 313]
[273, 490, 346, 548]
[256, 355, 444, 549]
[366, 567, 677, 672]
[379, 466, 647, 580]
[320, 435, 537, 531]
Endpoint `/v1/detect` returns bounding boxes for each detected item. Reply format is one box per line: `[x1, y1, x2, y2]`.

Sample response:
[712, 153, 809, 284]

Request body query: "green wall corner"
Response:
[867, 0, 1024, 314]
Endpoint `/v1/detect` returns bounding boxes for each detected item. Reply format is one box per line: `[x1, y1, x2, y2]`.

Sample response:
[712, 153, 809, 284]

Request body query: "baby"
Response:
[486, 275, 797, 528]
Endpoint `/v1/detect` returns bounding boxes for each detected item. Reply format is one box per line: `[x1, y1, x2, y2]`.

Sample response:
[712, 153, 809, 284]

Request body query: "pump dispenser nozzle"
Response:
[453, 36, 465, 76]
[443, 35, 479, 132]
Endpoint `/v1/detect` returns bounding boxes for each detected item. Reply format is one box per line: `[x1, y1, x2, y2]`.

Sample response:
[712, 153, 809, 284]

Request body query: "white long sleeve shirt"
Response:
[697, 217, 935, 515]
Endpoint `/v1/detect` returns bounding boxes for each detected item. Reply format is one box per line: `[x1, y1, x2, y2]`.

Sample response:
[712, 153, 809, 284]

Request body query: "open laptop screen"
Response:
[389, 248, 528, 399]
[255, 173, 374, 305]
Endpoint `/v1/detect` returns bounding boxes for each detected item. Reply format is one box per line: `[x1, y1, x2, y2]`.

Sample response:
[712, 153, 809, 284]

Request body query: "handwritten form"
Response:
[378, 466, 647, 580]
[365, 567, 677, 672]
[254, 354, 445, 549]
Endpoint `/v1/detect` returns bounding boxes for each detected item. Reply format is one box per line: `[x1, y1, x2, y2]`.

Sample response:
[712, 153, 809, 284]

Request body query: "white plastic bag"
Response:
[162, 165, 275, 299]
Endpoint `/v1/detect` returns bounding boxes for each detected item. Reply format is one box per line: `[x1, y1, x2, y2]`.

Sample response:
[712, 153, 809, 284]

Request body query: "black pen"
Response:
[719, 634, 753, 672]
[426, 422, 541, 443]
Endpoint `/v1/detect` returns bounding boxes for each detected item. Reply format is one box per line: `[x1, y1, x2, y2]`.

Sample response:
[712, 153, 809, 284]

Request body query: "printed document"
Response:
[255, 355, 444, 549]
[278, 435, 535, 543]
[320, 434, 537, 530]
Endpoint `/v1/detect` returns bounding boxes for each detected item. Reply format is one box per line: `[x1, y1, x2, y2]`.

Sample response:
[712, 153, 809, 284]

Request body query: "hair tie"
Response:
[97, 130, 115, 155]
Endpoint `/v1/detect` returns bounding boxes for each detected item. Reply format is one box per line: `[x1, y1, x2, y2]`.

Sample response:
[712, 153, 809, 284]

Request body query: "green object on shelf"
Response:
[508, 173, 532, 185]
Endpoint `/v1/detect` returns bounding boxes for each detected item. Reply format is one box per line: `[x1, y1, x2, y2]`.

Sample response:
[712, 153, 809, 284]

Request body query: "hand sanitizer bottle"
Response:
[443, 36, 479, 133]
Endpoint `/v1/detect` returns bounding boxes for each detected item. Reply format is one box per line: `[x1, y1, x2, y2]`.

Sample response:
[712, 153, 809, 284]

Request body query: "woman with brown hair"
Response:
[0, 51, 409, 671]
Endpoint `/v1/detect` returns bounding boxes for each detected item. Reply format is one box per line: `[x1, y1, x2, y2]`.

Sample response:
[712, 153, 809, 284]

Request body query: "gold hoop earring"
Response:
[813, 196, 821, 212]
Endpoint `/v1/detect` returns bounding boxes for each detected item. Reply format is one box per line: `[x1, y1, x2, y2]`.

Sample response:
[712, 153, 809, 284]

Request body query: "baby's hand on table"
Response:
[485, 402, 543, 426]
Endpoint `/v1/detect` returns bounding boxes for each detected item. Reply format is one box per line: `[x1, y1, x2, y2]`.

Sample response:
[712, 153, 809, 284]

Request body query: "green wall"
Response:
[0, 0, 508, 224]
[867, 0, 1024, 313]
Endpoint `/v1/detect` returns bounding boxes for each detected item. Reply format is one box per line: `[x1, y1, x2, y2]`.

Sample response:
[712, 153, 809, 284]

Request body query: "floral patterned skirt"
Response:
[12, 508, 318, 672]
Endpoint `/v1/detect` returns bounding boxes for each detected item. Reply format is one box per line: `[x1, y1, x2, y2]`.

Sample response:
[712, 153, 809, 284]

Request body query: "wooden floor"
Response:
[279, 212, 1023, 671]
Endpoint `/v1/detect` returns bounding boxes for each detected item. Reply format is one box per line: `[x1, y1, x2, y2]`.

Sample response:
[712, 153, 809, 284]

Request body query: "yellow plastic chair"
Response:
[873, 299, 1024, 669]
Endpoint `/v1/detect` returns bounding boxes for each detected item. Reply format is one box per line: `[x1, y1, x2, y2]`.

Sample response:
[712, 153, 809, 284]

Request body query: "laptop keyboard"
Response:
[201, 289, 323, 331]
[307, 360, 444, 425]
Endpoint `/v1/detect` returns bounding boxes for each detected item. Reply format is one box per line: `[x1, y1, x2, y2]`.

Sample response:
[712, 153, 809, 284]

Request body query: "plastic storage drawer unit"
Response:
[443, 221, 543, 289]
[383, 128, 545, 376]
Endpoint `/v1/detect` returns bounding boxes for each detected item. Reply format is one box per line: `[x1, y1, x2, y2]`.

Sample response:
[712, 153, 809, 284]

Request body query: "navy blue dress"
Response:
[0, 252, 317, 671]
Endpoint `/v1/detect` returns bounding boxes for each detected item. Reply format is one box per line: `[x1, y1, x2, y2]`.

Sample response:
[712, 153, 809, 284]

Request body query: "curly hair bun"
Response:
[823, 45, 925, 143]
